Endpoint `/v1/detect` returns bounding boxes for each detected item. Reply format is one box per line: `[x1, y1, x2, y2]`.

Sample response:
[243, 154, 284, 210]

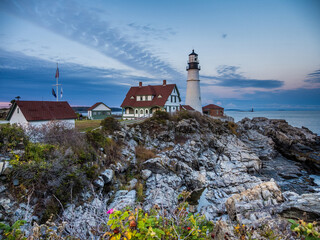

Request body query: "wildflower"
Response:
[187, 227, 191, 231]
[107, 209, 114, 214]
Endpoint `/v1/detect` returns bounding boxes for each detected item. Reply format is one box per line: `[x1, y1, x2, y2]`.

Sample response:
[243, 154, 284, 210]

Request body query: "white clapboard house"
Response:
[6, 101, 77, 128]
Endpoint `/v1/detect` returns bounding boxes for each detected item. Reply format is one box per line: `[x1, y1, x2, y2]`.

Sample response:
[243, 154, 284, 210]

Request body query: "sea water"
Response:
[225, 111, 320, 135]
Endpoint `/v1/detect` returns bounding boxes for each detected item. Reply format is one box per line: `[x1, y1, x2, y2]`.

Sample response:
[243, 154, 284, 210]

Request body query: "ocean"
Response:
[225, 110, 320, 135]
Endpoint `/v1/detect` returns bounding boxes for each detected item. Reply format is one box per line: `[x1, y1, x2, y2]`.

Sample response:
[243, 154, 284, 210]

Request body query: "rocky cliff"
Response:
[1, 112, 320, 239]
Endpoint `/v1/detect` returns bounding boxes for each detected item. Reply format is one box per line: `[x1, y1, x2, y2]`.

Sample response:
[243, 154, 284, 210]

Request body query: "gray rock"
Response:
[13, 179, 19, 186]
[225, 181, 284, 225]
[101, 169, 114, 184]
[128, 178, 138, 190]
[0, 185, 6, 193]
[141, 169, 152, 180]
[93, 176, 104, 188]
[108, 190, 136, 210]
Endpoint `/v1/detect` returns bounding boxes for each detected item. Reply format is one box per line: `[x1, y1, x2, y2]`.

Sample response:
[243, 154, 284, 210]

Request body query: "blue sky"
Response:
[0, 0, 320, 110]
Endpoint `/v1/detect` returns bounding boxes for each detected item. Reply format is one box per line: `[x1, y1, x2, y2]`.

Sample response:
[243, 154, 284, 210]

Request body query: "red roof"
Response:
[181, 105, 195, 111]
[202, 104, 224, 110]
[88, 102, 110, 111]
[121, 83, 179, 108]
[9, 101, 77, 121]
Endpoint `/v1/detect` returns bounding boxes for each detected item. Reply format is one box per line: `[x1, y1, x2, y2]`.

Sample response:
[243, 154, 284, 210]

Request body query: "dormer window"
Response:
[158, 95, 162, 98]
[130, 96, 134, 99]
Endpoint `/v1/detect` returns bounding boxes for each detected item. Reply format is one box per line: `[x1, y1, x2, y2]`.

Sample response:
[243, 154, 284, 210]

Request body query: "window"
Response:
[17, 107, 19, 113]
[174, 96, 176, 103]
[93, 112, 96, 115]
[146, 109, 149, 114]
[135, 109, 138, 114]
[130, 96, 134, 99]
[140, 109, 143, 114]
[158, 95, 162, 98]
[142, 96, 146, 101]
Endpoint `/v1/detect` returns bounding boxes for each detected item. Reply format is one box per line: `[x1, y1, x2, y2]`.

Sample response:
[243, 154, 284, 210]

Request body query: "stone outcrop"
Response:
[238, 117, 320, 171]
[225, 181, 284, 225]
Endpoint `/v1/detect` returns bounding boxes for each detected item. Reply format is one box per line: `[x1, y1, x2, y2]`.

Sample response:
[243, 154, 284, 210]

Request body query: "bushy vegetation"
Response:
[0, 124, 28, 154]
[1, 123, 122, 223]
[101, 116, 121, 133]
[104, 193, 214, 240]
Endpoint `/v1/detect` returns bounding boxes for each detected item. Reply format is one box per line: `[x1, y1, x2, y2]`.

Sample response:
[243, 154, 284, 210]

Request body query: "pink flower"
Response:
[107, 209, 114, 214]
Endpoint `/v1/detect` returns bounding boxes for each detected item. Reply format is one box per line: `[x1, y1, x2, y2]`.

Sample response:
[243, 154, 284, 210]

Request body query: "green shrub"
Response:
[289, 219, 320, 239]
[104, 191, 214, 240]
[0, 124, 28, 153]
[151, 110, 170, 122]
[0, 220, 27, 240]
[101, 117, 121, 133]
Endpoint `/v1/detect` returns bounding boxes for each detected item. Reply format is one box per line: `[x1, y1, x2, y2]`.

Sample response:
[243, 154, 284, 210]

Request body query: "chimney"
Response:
[163, 80, 167, 86]
[139, 82, 142, 88]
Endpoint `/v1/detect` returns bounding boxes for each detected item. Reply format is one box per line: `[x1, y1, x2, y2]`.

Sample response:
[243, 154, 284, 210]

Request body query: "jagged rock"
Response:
[108, 190, 136, 210]
[141, 169, 152, 180]
[13, 179, 19, 186]
[277, 191, 320, 221]
[0, 185, 6, 193]
[225, 181, 284, 225]
[93, 176, 104, 188]
[238, 117, 320, 172]
[101, 169, 114, 184]
[212, 220, 237, 240]
[144, 173, 182, 211]
[128, 178, 138, 190]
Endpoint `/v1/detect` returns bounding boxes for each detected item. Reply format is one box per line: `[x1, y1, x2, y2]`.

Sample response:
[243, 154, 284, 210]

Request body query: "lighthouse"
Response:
[185, 50, 202, 113]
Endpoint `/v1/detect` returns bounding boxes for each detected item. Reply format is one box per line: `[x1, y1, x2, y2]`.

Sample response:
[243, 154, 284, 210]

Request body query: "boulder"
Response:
[141, 169, 152, 180]
[101, 169, 114, 184]
[225, 181, 284, 225]
[108, 190, 136, 210]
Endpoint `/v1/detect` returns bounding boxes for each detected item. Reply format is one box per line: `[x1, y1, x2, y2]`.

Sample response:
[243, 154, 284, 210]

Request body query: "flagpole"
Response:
[56, 63, 59, 102]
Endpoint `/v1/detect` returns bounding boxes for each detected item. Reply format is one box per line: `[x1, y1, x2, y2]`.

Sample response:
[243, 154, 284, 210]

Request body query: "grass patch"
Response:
[75, 120, 101, 132]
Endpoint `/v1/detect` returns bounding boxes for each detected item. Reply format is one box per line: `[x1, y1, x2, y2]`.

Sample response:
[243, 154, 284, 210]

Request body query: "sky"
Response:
[0, 0, 320, 110]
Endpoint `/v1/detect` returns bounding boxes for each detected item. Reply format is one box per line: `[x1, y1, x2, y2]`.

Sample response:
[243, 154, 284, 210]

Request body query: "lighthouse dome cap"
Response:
[189, 49, 198, 56]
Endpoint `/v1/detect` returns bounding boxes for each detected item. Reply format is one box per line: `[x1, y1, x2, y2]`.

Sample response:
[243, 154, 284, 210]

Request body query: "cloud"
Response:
[202, 65, 284, 89]
[127, 23, 177, 39]
[0, 0, 183, 81]
[305, 69, 320, 83]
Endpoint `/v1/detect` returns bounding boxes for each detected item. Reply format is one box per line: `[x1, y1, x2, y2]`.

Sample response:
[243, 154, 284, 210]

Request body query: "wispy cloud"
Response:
[0, 0, 182, 81]
[305, 69, 320, 83]
[202, 65, 284, 89]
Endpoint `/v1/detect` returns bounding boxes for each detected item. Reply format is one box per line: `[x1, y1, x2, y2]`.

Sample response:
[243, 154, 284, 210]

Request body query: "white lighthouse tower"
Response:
[185, 50, 202, 113]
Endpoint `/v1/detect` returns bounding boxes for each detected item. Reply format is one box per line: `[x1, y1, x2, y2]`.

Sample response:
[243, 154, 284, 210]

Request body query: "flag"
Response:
[52, 88, 57, 98]
[60, 87, 63, 98]
[55, 66, 59, 78]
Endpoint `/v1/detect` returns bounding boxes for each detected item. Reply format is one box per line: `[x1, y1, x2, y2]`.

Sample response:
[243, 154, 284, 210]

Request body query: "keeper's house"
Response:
[88, 102, 111, 120]
[121, 80, 181, 120]
[6, 101, 77, 128]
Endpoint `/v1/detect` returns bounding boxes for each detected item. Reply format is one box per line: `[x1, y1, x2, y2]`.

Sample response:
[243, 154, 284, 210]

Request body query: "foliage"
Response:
[0, 220, 27, 240]
[150, 110, 170, 123]
[0, 124, 28, 154]
[101, 117, 121, 133]
[135, 146, 156, 162]
[103, 191, 214, 240]
[289, 219, 320, 240]
[227, 121, 238, 135]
